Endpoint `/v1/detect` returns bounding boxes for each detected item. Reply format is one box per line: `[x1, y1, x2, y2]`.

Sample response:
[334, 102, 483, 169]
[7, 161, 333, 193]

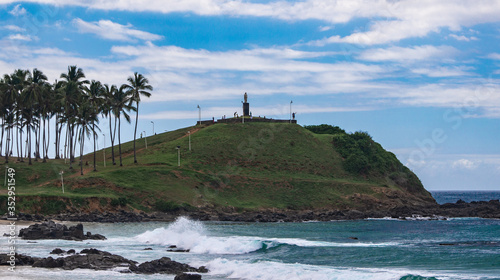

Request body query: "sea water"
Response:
[0, 193, 499, 280]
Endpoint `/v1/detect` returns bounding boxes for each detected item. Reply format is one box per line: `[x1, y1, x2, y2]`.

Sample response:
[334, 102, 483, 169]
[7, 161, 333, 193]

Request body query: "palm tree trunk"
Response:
[93, 121, 96, 171]
[54, 115, 59, 159]
[0, 117, 4, 157]
[68, 122, 73, 169]
[118, 116, 123, 166]
[42, 116, 47, 162]
[19, 125, 23, 162]
[34, 127, 38, 161]
[28, 125, 32, 165]
[45, 116, 50, 160]
[133, 101, 139, 163]
[16, 120, 19, 161]
[37, 120, 41, 159]
[80, 128, 84, 176]
[109, 115, 115, 165]
[5, 128, 9, 163]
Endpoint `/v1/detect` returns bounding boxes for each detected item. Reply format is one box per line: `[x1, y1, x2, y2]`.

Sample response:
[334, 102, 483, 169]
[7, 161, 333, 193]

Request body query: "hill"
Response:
[0, 122, 436, 216]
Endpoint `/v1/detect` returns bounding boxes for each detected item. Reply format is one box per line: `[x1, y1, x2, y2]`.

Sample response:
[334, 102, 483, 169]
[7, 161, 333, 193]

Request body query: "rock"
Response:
[175, 273, 202, 280]
[349, 237, 358, 240]
[50, 248, 66, 254]
[0, 253, 39, 266]
[18, 221, 107, 241]
[130, 257, 208, 274]
[143, 248, 153, 250]
[67, 249, 76, 254]
[33, 257, 64, 268]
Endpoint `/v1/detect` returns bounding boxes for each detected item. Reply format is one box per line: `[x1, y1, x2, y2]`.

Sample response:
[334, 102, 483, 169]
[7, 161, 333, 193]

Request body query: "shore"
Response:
[3, 199, 499, 223]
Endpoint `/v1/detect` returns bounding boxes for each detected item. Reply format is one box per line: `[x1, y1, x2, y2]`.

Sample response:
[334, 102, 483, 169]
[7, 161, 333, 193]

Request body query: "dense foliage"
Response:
[0, 66, 152, 174]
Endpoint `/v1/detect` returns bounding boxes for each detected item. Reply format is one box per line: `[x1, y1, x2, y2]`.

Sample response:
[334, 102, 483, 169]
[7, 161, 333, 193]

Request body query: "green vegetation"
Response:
[0, 122, 435, 215]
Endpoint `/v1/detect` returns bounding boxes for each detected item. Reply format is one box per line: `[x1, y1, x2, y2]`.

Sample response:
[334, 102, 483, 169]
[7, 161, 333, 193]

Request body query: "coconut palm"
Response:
[24, 68, 48, 164]
[59, 66, 89, 169]
[123, 72, 152, 164]
[114, 85, 135, 167]
[102, 84, 117, 165]
[75, 101, 98, 175]
[85, 80, 104, 171]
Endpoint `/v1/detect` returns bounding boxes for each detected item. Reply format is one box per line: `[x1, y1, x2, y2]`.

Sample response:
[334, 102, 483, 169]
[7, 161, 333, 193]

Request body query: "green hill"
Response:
[0, 122, 436, 215]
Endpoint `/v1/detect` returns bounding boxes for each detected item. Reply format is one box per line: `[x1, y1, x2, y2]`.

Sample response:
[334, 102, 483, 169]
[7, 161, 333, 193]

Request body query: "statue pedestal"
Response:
[243, 102, 249, 116]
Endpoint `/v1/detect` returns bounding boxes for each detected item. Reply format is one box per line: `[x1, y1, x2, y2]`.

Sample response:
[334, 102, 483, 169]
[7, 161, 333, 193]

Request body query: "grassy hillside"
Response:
[0, 122, 436, 215]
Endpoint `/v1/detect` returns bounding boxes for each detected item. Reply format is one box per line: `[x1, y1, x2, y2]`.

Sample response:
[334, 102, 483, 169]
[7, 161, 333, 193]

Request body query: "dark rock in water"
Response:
[439, 243, 455, 246]
[33, 257, 64, 268]
[175, 273, 202, 280]
[143, 248, 153, 250]
[67, 249, 76, 254]
[130, 257, 207, 274]
[349, 237, 358, 240]
[18, 221, 107, 241]
[167, 248, 190, 252]
[0, 253, 39, 266]
[50, 248, 65, 254]
[34, 248, 137, 271]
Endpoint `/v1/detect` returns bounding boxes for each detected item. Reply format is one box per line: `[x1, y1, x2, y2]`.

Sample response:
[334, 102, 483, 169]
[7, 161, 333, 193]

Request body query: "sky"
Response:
[0, 0, 499, 191]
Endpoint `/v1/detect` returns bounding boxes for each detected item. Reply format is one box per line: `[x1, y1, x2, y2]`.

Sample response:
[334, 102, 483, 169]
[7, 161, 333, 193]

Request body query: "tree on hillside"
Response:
[123, 72, 152, 164]
[102, 84, 117, 165]
[75, 100, 98, 175]
[85, 80, 104, 171]
[114, 85, 135, 167]
[24, 68, 48, 165]
[59, 66, 89, 169]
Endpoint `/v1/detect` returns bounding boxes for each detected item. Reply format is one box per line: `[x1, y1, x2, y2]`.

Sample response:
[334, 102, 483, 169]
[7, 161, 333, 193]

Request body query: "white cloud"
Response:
[488, 53, 500, 60]
[141, 104, 374, 120]
[73, 18, 163, 42]
[7, 34, 33, 41]
[452, 159, 479, 170]
[358, 45, 457, 62]
[3, 25, 26, 32]
[9, 4, 27, 16]
[4, 0, 500, 46]
[411, 66, 474, 77]
[319, 26, 332, 32]
[449, 34, 478, 41]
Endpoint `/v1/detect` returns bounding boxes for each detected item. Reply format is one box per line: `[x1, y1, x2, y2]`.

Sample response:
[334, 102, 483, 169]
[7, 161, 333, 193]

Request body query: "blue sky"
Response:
[1, 0, 500, 191]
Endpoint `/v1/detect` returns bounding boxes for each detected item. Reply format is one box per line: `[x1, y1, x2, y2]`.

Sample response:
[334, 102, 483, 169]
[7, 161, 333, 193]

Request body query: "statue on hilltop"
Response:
[244, 92, 248, 103]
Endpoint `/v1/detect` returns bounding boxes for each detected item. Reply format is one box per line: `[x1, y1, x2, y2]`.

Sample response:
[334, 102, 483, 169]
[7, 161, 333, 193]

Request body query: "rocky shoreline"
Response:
[4, 199, 500, 223]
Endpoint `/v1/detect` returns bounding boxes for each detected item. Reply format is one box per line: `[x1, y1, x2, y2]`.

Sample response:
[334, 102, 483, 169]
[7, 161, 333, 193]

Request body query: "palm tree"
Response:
[75, 101, 97, 175]
[114, 85, 135, 167]
[24, 69, 48, 164]
[85, 80, 104, 171]
[123, 72, 152, 164]
[59, 66, 89, 169]
[102, 84, 117, 165]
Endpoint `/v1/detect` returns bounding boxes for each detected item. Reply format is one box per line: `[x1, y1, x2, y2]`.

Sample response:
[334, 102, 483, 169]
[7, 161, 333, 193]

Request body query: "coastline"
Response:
[4, 199, 499, 223]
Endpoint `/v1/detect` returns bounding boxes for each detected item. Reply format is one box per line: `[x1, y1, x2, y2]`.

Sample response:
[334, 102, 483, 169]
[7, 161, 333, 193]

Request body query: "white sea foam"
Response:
[133, 217, 402, 255]
[204, 258, 496, 280]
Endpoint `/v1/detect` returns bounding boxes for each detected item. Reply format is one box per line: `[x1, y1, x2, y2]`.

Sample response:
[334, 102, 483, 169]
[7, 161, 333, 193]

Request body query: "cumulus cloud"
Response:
[9, 4, 27, 16]
[452, 159, 480, 170]
[73, 18, 163, 42]
[358, 45, 458, 62]
[3, 0, 500, 45]
[7, 34, 33, 41]
[449, 34, 478, 41]
[3, 25, 26, 32]
[488, 53, 500, 60]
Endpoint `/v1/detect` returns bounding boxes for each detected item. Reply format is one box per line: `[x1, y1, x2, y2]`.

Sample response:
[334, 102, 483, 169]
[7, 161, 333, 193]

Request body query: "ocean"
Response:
[1, 191, 499, 280]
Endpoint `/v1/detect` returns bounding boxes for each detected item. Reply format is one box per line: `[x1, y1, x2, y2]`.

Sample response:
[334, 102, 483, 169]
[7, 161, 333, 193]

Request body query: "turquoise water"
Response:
[1, 216, 499, 279]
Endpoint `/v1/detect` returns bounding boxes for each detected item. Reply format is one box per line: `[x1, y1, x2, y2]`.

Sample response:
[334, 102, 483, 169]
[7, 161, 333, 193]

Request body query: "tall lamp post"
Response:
[290, 100, 293, 123]
[176, 146, 181, 166]
[197, 105, 201, 125]
[103, 133, 106, 167]
[143, 131, 148, 149]
[151, 121, 155, 135]
[188, 131, 191, 151]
